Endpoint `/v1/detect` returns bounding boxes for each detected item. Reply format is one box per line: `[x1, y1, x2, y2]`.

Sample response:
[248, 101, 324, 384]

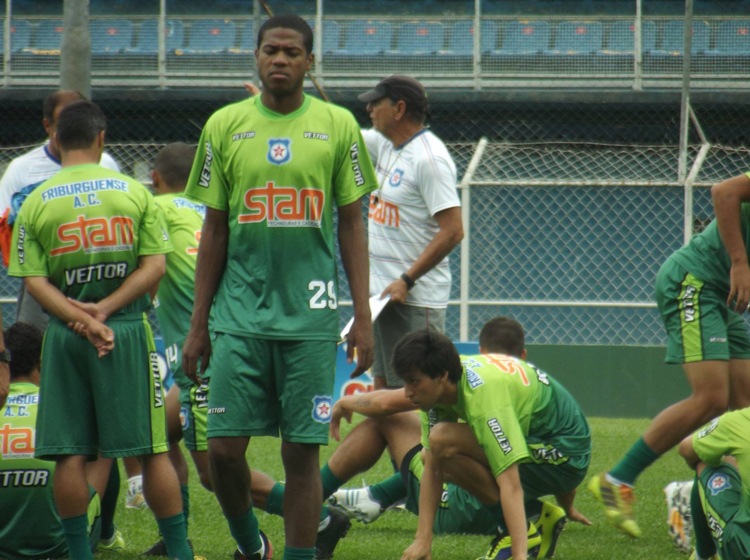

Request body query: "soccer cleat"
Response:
[98, 527, 126, 551]
[234, 530, 273, 560]
[588, 472, 641, 538]
[142, 538, 193, 557]
[328, 486, 384, 524]
[664, 480, 694, 553]
[688, 551, 719, 560]
[314, 507, 352, 559]
[126, 475, 149, 510]
[476, 523, 542, 560]
[533, 501, 567, 558]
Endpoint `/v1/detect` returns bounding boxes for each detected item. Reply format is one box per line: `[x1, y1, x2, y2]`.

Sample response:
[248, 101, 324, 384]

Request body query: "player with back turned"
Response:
[182, 14, 378, 560]
[8, 100, 195, 560]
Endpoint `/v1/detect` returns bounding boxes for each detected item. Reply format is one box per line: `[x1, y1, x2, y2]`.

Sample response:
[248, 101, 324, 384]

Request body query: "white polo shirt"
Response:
[363, 128, 459, 308]
[0, 143, 120, 220]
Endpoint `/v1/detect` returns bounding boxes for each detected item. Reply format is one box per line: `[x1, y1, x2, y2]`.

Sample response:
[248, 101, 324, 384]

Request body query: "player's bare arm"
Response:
[497, 463, 529, 560]
[712, 173, 750, 312]
[337, 198, 374, 377]
[24, 276, 114, 357]
[554, 489, 591, 525]
[182, 207, 228, 384]
[329, 388, 415, 440]
[401, 446, 440, 560]
[381, 206, 464, 303]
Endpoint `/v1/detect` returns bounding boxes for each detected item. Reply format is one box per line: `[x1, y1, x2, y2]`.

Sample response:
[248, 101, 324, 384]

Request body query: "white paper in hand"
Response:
[340, 294, 391, 342]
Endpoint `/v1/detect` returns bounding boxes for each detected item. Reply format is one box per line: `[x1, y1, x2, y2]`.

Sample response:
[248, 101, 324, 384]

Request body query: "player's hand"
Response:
[565, 506, 592, 526]
[400, 538, 432, 560]
[329, 399, 353, 441]
[728, 262, 750, 313]
[182, 324, 211, 386]
[381, 278, 408, 305]
[346, 316, 374, 378]
[85, 319, 115, 358]
[244, 82, 260, 96]
[67, 297, 109, 323]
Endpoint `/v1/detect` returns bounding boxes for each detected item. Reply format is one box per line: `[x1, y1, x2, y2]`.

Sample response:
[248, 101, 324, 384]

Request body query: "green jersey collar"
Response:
[254, 94, 311, 120]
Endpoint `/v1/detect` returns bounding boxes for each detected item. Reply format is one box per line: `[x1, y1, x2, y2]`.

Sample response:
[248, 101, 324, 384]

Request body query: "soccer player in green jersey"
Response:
[7, 100, 194, 560]
[328, 317, 592, 560]
[182, 14, 378, 560]
[678, 409, 750, 560]
[590, 172, 750, 539]
[0, 322, 117, 559]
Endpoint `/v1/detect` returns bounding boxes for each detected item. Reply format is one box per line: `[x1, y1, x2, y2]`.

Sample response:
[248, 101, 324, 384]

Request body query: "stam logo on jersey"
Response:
[239, 182, 325, 228]
[267, 138, 292, 166]
[52, 215, 134, 257]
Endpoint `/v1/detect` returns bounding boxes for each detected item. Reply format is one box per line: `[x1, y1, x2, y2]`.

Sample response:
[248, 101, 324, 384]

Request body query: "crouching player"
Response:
[678, 409, 750, 560]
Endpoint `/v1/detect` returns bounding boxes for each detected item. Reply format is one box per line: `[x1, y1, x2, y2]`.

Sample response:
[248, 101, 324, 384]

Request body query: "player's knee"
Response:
[695, 390, 729, 420]
[427, 424, 460, 461]
[207, 440, 246, 471]
[197, 468, 213, 491]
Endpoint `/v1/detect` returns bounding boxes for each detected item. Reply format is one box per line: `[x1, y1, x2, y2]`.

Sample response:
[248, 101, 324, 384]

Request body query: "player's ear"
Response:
[306, 52, 314, 71]
[521, 349, 527, 360]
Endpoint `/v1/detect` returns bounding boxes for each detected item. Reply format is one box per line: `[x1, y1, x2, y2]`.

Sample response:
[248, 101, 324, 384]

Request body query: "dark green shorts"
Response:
[180, 380, 209, 452]
[655, 258, 750, 364]
[35, 316, 169, 460]
[206, 334, 337, 444]
[697, 463, 750, 559]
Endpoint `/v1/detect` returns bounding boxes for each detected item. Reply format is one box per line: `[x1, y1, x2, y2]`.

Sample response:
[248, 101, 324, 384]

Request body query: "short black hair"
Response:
[478, 316, 525, 358]
[43, 90, 86, 123]
[56, 100, 107, 152]
[154, 142, 196, 190]
[4, 322, 43, 380]
[257, 14, 313, 55]
[392, 330, 462, 384]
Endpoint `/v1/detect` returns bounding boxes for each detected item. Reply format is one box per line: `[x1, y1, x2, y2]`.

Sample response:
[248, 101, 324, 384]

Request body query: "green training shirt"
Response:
[154, 193, 205, 383]
[670, 173, 750, 293]
[8, 164, 172, 316]
[0, 382, 66, 560]
[420, 354, 591, 478]
[184, 94, 378, 340]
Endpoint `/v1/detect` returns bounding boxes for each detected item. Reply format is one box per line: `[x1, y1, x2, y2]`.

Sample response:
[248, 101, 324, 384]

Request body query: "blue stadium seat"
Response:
[387, 21, 445, 56]
[544, 21, 603, 56]
[306, 19, 341, 55]
[442, 20, 498, 62]
[492, 20, 551, 56]
[649, 19, 711, 56]
[228, 20, 255, 55]
[90, 19, 134, 55]
[332, 20, 393, 56]
[125, 20, 184, 55]
[595, 20, 656, 68]
[0, 19, 31, 53]
[178, 19, 236, 55]
[706, 20, 750, 55]
[29, 20, 64, 53]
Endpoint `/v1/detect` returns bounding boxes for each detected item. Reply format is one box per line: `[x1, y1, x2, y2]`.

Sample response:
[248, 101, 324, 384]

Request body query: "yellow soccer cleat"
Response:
[98, 528, 126, 552]
[588, 472, 641, 538]
[533, 501, 567, 558]
[477, 522, 542, 559]
[688, 550, 719, 560]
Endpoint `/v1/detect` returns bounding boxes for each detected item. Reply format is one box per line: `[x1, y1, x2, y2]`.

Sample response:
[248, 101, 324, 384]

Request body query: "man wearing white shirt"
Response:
[359, 75, 464, 389]
[0, 90, 119, 329]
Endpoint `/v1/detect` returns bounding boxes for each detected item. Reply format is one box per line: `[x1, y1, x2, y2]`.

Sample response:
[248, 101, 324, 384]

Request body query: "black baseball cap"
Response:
[358, 75, 428, 112]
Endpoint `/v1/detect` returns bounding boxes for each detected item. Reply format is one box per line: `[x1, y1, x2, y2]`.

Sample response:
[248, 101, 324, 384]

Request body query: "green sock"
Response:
[156, 513, 192, 560]
[691, 476, 718, 559]
[321, 463, 345, 501]
[485, 501, 506, 532]
[180, 484, 190, 532]
[227, 505, 262, 556]
[609, 437, 660, 485]
[369, 473, 407, 508]
[61, 514, 94, 560]
[100, 461, 120, 541]
[283, 546, 315, 560]
[265, 482, 286, 517]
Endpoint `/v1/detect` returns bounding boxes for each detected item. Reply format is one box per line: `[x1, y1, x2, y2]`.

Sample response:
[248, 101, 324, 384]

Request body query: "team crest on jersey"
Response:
[708, 473, 730, 496]
[311, 395, 332, 424]
[180, 406, 190, 430]
[389, 168, 404, 187]
[267, 138, 292, 166]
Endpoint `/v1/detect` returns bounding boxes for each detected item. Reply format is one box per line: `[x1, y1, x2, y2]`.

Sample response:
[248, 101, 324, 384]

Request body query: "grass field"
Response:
[107, 417, 693, 560]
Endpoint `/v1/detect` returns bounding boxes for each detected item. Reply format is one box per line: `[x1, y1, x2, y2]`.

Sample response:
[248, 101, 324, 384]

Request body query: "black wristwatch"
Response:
[0, 349, 11, 363]
[400, 272, 416, 291]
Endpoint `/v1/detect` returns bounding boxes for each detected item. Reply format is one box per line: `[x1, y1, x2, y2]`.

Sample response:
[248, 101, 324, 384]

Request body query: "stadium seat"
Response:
[545, 21, 604, 56]
[595, 20, 657, 69]
[90, 19, 134, 55]
[177, 19, 236, 55]
[649, 19, 711, 56]
[28, 20, 64, 54]
[442, 20, 499, 62]
[125, 19, 184, 55]
[306, 19, 341, 55]
[228, 20, 255, 55]
[0, 19, 31, 54]
[387, 21, 445, 56]
[331, 20, 393, 56]
[704, 20, 750, 71]
[487, 19, 550, 71]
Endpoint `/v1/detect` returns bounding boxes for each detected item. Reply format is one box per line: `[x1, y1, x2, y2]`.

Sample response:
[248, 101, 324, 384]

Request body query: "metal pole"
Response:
[458, 136, 488, 341]
[633, 0, 642, 91]
[60, 0, 91, 98]
[158, 0, 166, 88]
[315, 0, 323, 79]
[4, 0, 11, 87]
[253, 0, 262, 85]
[679, 0, 693, 244]
[473, 0, 481, 90]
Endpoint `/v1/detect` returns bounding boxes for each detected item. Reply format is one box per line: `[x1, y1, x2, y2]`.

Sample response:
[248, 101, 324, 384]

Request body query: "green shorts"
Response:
[206, 334, 337, 444]
[180, 380, 209, 452]
[372, 303, 446, 387]
[697, 463, 750, 559]
[35, 316, 169, 460]
[655, 258, 750, 364]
